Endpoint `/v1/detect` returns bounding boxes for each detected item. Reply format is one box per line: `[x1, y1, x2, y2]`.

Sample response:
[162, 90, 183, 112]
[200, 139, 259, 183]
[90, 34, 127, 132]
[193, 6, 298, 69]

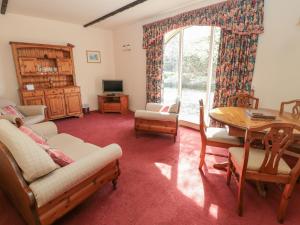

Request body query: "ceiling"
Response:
[6, 0, 218, 29]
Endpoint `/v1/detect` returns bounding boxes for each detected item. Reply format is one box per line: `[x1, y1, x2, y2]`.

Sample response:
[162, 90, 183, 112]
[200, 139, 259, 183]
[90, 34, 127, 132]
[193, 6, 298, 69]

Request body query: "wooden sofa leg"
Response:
[112, 179, 118, 190]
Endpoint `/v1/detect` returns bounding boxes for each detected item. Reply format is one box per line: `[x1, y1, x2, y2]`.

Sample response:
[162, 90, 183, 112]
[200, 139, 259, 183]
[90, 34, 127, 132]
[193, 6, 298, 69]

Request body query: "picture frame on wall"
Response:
[86, 50, 101, 63]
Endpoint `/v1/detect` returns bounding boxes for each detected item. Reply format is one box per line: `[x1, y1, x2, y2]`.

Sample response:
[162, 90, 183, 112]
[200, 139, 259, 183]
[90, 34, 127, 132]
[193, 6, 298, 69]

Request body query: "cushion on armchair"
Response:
[0, 119, 58, 182]
[1, 105, 25, 119]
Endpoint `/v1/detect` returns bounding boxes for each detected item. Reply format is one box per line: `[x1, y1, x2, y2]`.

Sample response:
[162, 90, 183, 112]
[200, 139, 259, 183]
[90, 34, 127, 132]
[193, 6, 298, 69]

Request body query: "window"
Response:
[163, 26, 221, 124]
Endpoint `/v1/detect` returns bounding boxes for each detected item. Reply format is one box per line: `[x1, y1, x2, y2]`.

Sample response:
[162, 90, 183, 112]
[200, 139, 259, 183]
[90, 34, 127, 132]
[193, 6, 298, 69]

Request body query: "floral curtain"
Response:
[146, 38, 164, 102]
[143, 0, 264, 103]
[212, 30, 259, 107]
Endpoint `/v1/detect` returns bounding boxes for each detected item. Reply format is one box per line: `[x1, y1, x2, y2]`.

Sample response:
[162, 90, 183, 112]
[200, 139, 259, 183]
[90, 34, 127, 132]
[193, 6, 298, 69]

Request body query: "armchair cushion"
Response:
[29, 143, 122, 207]
[135, 110, 178, 122]
[1, 105, 25, 119]
[145, 103, 164, 112]
[0, 119, 58, 182]
[229, 147, 291, 175]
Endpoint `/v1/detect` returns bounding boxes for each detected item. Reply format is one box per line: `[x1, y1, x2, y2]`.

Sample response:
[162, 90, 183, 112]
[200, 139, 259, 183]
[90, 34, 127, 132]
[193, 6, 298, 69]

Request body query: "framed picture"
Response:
[86, 50, 101, 63]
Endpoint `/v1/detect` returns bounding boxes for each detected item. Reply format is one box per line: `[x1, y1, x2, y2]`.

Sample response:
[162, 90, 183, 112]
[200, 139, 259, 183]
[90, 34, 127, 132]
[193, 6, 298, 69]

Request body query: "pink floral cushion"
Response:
[19, 126, 47, 145]
[1, 105, 24, 119]
[160, 105, 169, 112]
[46, 149, 74, 167]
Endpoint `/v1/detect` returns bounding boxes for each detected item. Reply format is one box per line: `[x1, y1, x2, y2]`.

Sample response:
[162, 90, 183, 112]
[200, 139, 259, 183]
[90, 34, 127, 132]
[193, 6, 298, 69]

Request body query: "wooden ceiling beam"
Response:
[1, 0, 8, 14]
[84, 0, 148, 28]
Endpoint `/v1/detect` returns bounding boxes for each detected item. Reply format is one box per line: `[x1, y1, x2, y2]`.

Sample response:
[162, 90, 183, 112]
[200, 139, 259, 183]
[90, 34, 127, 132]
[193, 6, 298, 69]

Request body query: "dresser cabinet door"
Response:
[65, 93, 82, 116]
[23, 96, 45, 106]
[45, 95, 66, 119]
[57, 58, 73, 75]
[19, 58, 38, 75]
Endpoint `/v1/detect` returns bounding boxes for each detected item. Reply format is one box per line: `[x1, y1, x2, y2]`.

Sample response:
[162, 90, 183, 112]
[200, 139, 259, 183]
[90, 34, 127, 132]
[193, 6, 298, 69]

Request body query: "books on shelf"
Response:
[247, 109, 277, 120]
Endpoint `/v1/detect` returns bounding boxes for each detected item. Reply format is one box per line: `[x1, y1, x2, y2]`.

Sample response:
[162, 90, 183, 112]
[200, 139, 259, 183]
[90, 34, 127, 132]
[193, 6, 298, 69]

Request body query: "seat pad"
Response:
[206, 128, 241, 145]
[229, 147, 291, 175]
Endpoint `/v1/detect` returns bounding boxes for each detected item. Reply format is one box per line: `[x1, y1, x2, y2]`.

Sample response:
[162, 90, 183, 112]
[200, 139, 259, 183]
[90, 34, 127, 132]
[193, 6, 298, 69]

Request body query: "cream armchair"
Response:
[134, 102, 181, 142]
[0, 98, 46, 125]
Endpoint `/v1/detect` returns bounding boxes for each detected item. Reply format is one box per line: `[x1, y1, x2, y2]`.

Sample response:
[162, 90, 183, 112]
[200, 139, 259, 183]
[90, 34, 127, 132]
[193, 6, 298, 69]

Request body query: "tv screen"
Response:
[102, 80, 123, 92]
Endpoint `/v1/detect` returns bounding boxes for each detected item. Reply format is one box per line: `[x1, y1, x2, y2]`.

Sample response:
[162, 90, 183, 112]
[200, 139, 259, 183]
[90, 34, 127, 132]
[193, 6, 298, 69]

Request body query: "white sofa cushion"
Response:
[229, 147, 291, 175]
[47, 133, 84, 148]
[0, 119, 58, 182]
[135, 110, 177, 122]
[29, 143, 122, 207]
[29, 121, 58, 139]
[23, 115, 45, 126]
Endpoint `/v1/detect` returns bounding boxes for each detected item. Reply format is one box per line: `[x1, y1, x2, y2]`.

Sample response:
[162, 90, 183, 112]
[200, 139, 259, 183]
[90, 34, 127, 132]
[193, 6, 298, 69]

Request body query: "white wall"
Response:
[0, 13, 116, 110]
[252, 0, 300, 109]
[113, 0, 300, 111]
[114, 24, 146, 111]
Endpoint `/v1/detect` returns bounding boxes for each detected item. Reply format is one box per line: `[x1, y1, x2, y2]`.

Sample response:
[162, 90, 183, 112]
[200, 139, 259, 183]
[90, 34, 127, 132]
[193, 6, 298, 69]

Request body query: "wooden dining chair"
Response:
[226, 122, 300, 223]
[228, 92, 259, 109]
[280, 99, 300, 120]
[199, 99, 243, 170]
[280, 99, 300, 154]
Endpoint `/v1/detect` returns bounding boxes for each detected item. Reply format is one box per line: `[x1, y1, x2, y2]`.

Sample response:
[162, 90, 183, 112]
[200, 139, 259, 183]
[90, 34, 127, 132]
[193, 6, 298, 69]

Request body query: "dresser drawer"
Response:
[64, 87, 80, 94]
[103, 103, 120, 111]
[22, 90, 44, 97]
[45, 89, 64, 95]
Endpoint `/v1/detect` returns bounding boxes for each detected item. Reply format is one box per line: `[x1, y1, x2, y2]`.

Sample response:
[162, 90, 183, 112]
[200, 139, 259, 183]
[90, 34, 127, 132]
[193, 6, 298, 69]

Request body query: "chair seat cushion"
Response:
[23, 115, 45, 125]
[47, 133, 84, 148]
[229, 147, 291, 175]
[135, 110, 177, 122]
[47, 134, 100, 161]
[206, 128, 241, 145]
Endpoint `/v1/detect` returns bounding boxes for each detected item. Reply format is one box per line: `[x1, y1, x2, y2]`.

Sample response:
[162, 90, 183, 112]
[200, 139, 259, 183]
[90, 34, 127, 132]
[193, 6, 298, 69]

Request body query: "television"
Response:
[102, 80, 123, 93]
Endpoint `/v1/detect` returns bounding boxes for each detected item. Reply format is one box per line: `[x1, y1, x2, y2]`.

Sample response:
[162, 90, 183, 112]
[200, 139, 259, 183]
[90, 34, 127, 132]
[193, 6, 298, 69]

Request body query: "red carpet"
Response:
[1, 112, 300, 225]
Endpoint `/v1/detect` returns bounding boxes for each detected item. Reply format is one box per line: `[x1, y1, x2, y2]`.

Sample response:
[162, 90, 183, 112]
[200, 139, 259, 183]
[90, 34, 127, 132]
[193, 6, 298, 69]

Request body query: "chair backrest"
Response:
[243, 123, 300, 175]
[228, 93, 259, 109]
[199, 100, 207, 137]
[280, 99, 300, 120]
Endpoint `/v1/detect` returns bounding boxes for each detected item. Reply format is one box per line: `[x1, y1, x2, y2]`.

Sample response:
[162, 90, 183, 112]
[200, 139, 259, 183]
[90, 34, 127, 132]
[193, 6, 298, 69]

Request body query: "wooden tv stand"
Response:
[98, 94, 128, 114]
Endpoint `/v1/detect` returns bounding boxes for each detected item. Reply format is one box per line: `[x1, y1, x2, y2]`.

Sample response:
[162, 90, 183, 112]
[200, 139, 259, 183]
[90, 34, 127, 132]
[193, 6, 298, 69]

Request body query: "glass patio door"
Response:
[163, 26, 220, 124]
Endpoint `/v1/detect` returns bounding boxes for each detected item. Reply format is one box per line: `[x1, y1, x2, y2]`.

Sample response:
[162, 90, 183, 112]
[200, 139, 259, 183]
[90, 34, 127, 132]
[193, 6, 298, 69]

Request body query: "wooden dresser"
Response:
[10, 42, 82, 120]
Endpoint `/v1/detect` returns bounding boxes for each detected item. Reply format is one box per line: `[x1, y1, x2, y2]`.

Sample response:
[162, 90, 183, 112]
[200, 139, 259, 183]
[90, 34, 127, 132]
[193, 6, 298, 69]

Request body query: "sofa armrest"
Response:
[135, 110, 178, 122]
[29, 144, 122, 207]
[17, 105, 46, 117]
[29, 122, 58, 139]
[145, 103, 164, 112]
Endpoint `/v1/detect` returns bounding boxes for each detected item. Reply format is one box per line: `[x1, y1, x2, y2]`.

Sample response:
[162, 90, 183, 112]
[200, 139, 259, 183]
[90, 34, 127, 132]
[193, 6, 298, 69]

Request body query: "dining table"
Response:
[209, 106, 300, 196]
[209, 107, 300, 138]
